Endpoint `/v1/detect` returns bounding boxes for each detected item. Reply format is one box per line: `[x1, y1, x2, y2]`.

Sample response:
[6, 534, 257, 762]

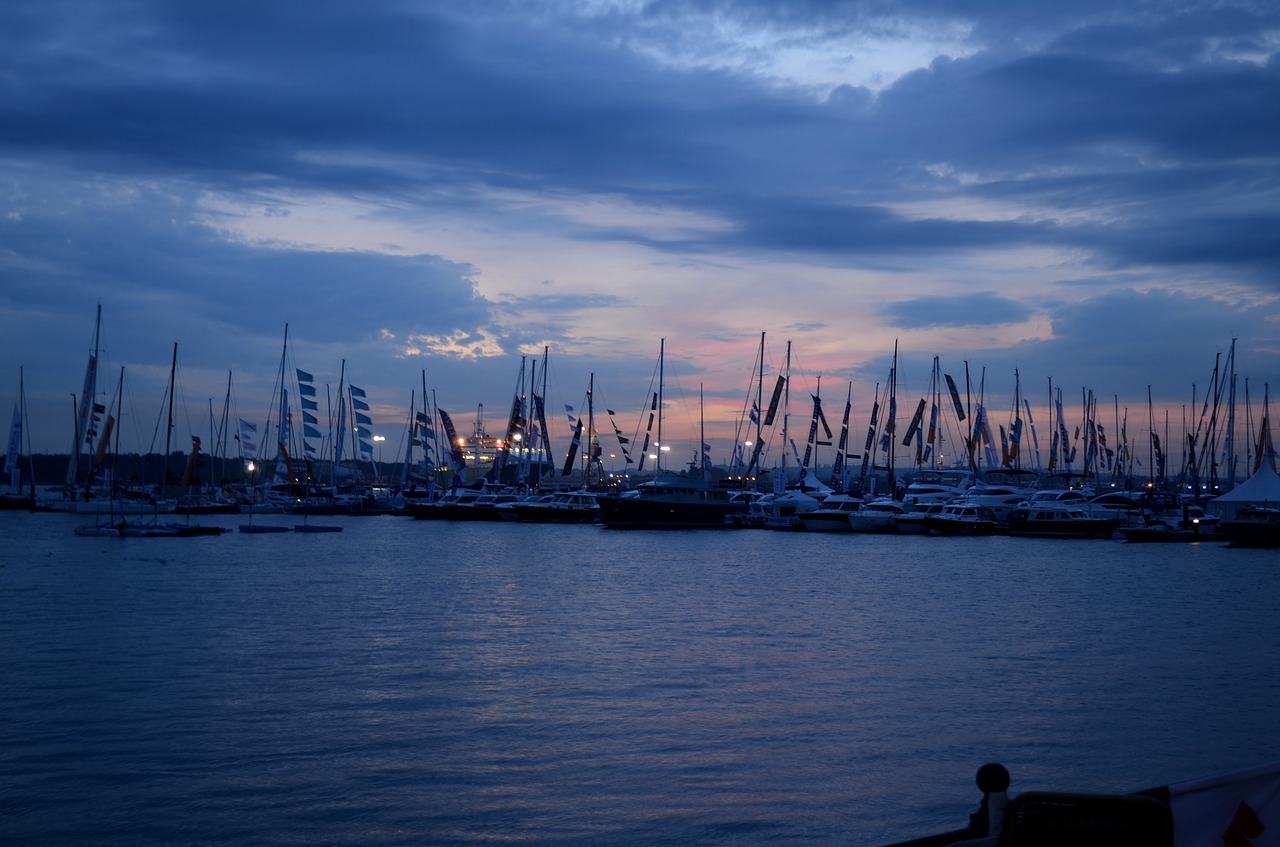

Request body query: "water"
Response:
[2, 511, 1278, 846]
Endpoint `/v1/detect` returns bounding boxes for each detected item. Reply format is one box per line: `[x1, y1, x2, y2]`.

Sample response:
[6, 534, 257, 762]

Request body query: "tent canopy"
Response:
[1212, 459, 1280, 504]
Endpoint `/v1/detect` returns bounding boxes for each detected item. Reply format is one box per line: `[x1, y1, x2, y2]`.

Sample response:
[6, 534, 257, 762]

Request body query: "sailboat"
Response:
[151, 345, 227, 535]
[73, 367, 181, 537]
[1, 369, 35, 510]
[239, 326, 294, 533]
[595, 339, 749, 529]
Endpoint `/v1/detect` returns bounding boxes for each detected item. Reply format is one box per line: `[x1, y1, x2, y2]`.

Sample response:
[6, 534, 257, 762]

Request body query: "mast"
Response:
[887, 340, 898, 496]
[17, 368, 33, 498]
[100, 366, 124, 509]
[273, 323, 291, 485]
[656, 338, 665, 474]
[832, 382, 852, 489]
[538, 346, 550, 486]
[1148, 385, 1159, 492]
[334, 359, 348, 479]
[699, 383, 707, 482]
[67, 303, 102, 487]
[587, 372, 598, 487]
[781, 340, 791, 481]
[5, 371, 21, 493]
[401, 390, 416, 486]
[755, 331, 765, 459]
[427, 371, 437, 483]
[217, 372, 232, 487]
[163, 342, 177, 493]
[1225, 337, 1238, 487]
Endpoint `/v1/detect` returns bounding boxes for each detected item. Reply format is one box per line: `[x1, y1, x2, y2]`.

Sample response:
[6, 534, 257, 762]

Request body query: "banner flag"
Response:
[1157, 760, 1280, 847]
[438, 408, 467, 471]
[944, 373, 966, 422]
[902, 398, 926, 447]
[562, 419, 582, 476]
[238, 418, 259, 459]
[763, 376, 786, 426]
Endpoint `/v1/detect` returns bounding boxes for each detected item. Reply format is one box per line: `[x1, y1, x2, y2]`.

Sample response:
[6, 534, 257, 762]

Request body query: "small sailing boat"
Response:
[1, 369, 35, 510]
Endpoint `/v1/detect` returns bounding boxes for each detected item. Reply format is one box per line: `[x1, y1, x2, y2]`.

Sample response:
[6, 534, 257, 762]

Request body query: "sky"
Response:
[2, 0, 1279, 471]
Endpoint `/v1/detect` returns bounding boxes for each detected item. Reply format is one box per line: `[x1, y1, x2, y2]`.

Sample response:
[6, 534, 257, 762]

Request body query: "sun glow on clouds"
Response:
[394, 328, 507, 361]
[194, 185, 749, 352]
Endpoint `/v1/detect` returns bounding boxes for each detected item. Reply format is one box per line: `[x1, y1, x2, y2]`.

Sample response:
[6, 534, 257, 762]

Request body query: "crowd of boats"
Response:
[4, 310, 1278, 546]
[10, 462, 1276, 547]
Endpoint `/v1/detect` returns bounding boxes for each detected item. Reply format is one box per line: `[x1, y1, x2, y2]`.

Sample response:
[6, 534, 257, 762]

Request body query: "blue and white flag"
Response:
[349, 385, 366, 398]
[237, 418, 258, 459]
[301, 397, 319, 411]
[352, 398, 370, 412]
[296, 369, 314, 383]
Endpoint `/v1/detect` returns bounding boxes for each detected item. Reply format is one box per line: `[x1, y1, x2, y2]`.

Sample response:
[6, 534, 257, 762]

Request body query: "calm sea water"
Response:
[2, 510, 1278, 846]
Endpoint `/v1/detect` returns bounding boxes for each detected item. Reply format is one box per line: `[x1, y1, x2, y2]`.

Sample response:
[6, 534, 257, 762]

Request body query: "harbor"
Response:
[2, 509, 1277, 845]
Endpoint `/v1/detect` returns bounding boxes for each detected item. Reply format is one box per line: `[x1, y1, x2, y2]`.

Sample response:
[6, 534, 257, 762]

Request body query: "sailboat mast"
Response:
[275, 323, 290, 468]
[755, 331, 765, 455]
[781, 340, 791, 479]
[113, 366, 124, 488]
[22, 368, 36, 498]
[218, 371, 232, 487]
[888, 340, 898, 496]
[401, 390, 415, 486]
[539, 345, 549, 485]
[67, 303, 102, 487]
[588, 372, 598, 487]
[656, 338, 665, 475]
[699, 383, 707, 482]
[333, 359, 347, 475]
[163, 342, 177, 492]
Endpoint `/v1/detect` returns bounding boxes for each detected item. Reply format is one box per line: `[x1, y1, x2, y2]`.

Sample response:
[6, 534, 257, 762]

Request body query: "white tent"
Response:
[1210, 459, 1280, 518]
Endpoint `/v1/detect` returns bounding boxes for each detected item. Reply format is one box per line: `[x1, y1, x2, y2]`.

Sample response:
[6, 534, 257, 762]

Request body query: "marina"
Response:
[3, 509, 1278, 846]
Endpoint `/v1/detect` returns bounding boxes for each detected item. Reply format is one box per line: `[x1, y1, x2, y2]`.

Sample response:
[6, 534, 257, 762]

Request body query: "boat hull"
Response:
[596, 496, 745, 529]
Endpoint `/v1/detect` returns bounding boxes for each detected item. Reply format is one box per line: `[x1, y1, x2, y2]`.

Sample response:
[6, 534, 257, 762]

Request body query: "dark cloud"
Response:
[2, 0, 1278, 451]
[880, 292, 1034, 328]
[858, 289, 1277, 410]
